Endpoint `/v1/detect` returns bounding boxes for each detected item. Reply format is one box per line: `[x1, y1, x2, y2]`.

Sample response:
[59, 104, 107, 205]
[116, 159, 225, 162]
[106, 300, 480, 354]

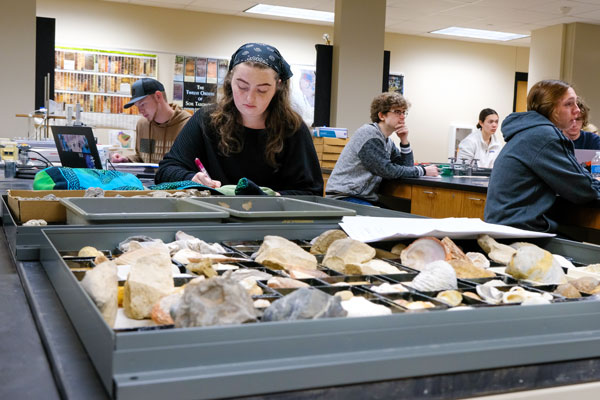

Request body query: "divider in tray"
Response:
[315, 286, 405, 314]
[221, 239, 313, 256]
[375, 291, 448, 311]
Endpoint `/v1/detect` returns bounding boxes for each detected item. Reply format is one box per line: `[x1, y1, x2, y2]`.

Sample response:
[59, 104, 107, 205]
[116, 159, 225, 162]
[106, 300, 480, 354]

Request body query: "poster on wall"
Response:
[173, 54, 228, 112]
[185, 57, 196, 82]
[388, 73, 404, 94]
[174, 56, 184, 81]
[289, 65, 316, 127]
[183, 82, 217, 108]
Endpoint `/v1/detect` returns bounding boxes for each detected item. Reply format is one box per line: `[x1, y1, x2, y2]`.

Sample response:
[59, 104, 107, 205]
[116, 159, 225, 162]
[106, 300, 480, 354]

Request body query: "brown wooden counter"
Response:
[380, 177, 600, 240]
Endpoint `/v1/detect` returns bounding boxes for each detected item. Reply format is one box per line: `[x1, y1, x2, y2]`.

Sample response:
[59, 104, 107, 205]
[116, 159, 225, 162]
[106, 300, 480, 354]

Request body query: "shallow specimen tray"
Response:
[191, 196, 356, 221]
[60, 197, 228, 224]
[38, 225, 600, 400]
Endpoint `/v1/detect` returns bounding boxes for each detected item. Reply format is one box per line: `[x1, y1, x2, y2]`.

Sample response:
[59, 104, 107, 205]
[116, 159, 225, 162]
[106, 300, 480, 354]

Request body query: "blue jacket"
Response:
[484, 111, 600, 232]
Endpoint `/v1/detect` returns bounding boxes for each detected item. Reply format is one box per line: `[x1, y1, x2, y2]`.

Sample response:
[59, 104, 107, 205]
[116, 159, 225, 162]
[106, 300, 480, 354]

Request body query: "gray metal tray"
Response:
[191, 196, 356, 221]
[60, 197, 229, 224]
[1, 195, 418, 261]
[38, 225, 600, 400]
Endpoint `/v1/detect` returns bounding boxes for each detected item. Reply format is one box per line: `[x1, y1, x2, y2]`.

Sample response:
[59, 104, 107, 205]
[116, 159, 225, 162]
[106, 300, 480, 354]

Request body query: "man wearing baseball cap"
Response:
[111, 78, 190, 163]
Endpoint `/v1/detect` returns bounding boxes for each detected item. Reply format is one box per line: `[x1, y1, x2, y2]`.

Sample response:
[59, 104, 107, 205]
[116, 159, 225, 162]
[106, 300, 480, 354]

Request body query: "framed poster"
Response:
[388, 73, 404, 94]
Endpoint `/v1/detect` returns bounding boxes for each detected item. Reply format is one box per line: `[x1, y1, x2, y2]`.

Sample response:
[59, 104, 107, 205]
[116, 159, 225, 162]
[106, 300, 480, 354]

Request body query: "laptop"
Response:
[574, 149, 599, 164]
[50, 125, 103, 169]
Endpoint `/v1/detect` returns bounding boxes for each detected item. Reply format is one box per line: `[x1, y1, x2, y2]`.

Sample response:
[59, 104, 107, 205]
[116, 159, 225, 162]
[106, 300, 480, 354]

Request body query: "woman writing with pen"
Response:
[155, 43, 323, 195]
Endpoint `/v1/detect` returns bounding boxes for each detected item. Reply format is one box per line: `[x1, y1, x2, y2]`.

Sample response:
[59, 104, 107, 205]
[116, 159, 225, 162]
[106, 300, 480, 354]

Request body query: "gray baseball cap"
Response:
[124, 78, 165, 109]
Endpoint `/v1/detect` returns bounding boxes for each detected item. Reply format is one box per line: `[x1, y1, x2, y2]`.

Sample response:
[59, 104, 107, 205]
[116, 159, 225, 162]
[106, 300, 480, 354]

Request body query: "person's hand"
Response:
[191, 171, 221, 188]
[395, 121, 409, 144]
[110, 153, 128, 163]
[424, 165, 439, 177]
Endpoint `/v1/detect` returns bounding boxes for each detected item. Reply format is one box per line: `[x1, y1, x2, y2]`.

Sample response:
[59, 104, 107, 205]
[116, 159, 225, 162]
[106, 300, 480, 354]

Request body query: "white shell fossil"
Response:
[466, 252, 490, 269]
[400, 237, 448, 271]
[409, 260, 457, 292]
[477, 235, 516, 265]
[436, 290, 463, 307]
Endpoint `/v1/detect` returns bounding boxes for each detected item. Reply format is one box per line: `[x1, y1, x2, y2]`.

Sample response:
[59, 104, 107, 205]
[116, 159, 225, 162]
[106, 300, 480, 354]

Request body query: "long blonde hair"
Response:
[210, 62, 303, 168]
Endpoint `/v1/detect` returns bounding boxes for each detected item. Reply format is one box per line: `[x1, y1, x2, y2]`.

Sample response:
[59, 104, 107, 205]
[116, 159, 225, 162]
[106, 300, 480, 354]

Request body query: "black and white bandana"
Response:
[228, 43, 293, 81]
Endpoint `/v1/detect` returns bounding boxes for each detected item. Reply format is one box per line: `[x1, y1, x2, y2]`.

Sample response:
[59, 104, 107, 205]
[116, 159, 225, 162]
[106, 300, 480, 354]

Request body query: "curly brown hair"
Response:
[210, 62, 303, 168]
[370, 92, 411, 123]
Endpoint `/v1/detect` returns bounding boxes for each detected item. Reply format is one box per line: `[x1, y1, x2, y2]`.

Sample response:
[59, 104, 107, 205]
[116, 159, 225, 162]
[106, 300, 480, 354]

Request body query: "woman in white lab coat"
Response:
[456, 108, 502, 168]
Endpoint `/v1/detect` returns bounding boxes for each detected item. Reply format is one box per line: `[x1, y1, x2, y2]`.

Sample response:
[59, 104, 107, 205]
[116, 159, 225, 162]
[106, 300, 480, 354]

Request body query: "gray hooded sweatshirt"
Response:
[484, 111, 600, 232]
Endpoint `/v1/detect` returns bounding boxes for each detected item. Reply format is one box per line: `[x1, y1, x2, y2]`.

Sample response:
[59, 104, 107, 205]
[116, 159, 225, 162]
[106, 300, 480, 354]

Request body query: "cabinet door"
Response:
[460, 191, 487, 219]
[411, 186, 462, 218]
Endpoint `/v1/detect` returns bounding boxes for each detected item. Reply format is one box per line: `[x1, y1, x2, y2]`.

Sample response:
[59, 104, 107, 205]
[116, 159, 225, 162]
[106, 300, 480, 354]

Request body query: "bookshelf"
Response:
[54, 47, 158, 115]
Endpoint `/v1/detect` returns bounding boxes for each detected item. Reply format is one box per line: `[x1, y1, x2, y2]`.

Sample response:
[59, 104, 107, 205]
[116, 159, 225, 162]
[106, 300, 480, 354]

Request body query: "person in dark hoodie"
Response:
[112, 78, 191, 164]
[484, 79, 600, 232]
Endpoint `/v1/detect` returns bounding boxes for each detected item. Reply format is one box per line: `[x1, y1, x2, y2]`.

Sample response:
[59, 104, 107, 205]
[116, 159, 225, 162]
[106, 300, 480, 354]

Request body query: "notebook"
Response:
[50, 125, 103, 169]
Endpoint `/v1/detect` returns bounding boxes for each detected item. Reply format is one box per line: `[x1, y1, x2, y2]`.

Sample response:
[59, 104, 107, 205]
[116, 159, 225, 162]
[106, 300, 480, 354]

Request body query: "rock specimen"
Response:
[262, 287, 347, 321]
[369, 282, 409, 294]
[409, 260, 458, 292]
[477, 235, 516, 265]
[341, 296, 392, 317]
[310, 229, 348, 254]
[466, 252, 490, 269]
[80, 260, 118, 327]
[506, 245, 567, 284]
[255, 236, 317, 271]
[173, 273, 258, 328]
[23, 219, 47, 226]
[118, 235, 161, 253]
[172, 248, 204, 265]
[553, 283, 582, 298]
[351, 259, 401, 275]
[322, 238, 376, 274]
[123, 252, 175, 319]
[151, 290, 183, 325]
[267, 277, 310, 289]
[287, 267, 330, 279]
[116, 244, 171, 266]
[400, 237, 449, 271]
[569, 276, 600, 294]
[390, 243, 406, 256]
[78, 246, 103, 258]
[167, 231, 226, 255]
[441, 237, 495, 278]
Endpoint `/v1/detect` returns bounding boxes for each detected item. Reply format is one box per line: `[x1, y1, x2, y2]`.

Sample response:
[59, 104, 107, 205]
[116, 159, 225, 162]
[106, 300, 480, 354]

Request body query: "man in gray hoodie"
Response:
[325, 92, 438, 205]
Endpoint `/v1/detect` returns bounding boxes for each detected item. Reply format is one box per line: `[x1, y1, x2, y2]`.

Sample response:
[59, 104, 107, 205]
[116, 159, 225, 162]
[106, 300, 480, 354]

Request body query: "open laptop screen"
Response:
[50, 125, 103, 169]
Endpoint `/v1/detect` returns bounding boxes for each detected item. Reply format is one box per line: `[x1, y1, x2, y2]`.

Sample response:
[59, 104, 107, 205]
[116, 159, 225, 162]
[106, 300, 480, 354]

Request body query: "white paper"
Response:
[338, 216, 555, 242]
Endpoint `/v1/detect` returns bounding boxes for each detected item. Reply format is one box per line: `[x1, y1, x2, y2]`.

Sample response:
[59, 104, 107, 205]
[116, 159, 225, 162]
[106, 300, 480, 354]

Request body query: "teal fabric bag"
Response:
[33, 167, 144, 190]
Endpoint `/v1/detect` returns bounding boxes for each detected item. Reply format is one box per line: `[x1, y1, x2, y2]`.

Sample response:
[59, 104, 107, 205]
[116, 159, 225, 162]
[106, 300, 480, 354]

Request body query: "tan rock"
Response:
[310, 229, 348, 254]
[477, 234, 516, 265]
[80, 260, 118, 327]
[123, 252, 175, 319]
[570, 276, 600, 294]
[267, 277, 310, 289]
[115, 245, 170, 266]
[255, 235, 317, 271]
[322, 238, 375, 273]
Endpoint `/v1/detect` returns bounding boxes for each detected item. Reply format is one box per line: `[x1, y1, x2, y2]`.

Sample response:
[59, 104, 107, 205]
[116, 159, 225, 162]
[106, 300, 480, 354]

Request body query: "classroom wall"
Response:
[36, 0, 529, 162]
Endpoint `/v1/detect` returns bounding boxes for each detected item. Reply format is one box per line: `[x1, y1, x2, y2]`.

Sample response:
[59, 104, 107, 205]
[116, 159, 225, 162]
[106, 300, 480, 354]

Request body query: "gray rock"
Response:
[173, 273, 258, 328]
[262, 287, 347, 322]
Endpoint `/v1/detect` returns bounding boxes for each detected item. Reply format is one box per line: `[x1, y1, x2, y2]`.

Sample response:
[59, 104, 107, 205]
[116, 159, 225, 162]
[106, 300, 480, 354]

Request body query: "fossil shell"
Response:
[390, 243, 407, 255]
[400, 237, 449, 271]
[476, 284, 503, 304]
[358, 259, 401, 275]
[256, 235, 317, 271]
[341, 296, 392, 317]
[466, 252, 490, 269]
[506, 246, 567, 284]
[582, 264, 600, 274]
[335, 290, 354, 301]
[409, 260, 458, 292]
[436, 290, 462, 307]
[369, 282, 409, 294]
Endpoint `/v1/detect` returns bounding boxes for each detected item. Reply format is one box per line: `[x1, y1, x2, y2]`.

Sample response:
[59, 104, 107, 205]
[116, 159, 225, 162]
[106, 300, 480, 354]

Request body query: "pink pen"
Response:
[194, 157, 211, 179]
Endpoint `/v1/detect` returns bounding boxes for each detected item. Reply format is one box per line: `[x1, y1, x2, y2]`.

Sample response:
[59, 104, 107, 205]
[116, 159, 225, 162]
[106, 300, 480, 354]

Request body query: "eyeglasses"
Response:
[389, 109, 408, 116]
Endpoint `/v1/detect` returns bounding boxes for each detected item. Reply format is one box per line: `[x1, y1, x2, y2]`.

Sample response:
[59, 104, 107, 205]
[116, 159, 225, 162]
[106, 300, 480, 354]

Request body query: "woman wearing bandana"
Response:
[156, 43, 323, 195]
